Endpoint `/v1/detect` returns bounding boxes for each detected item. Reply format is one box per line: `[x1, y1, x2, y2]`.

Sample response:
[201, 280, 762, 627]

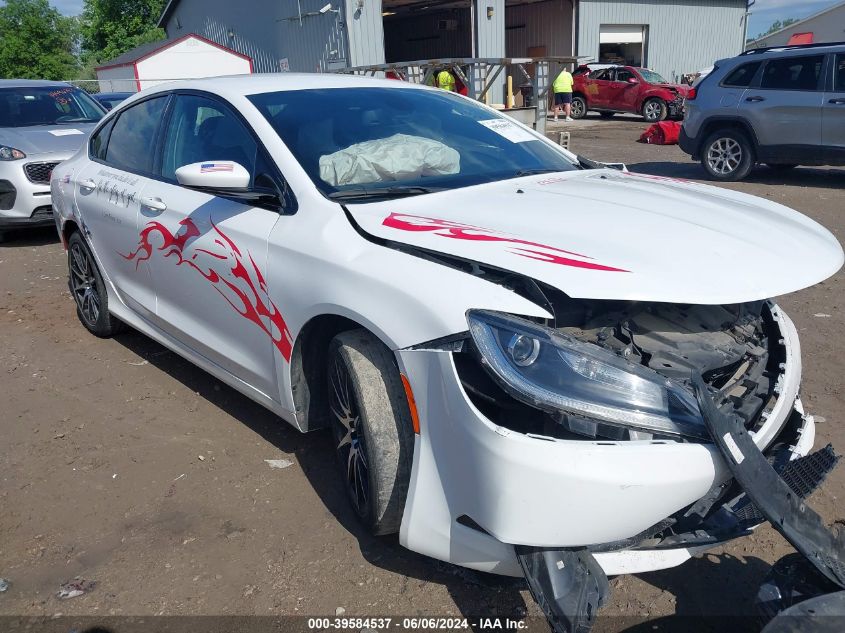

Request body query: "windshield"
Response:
[637, 69, 669, 84]
[248, 87, 576, 200]
[0, 86, 104, 128]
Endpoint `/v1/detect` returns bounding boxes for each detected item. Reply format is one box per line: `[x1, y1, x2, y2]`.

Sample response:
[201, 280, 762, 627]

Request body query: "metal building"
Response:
[158, 0, 750, 82]
[747, 0, 845, 49]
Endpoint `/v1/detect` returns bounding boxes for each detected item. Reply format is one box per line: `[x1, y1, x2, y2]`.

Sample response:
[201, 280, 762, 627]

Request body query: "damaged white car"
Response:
[50, 75, 845, 630]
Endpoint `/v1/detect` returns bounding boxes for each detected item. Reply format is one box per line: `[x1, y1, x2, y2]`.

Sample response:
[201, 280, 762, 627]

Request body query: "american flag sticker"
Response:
[200, 163, 234, 173]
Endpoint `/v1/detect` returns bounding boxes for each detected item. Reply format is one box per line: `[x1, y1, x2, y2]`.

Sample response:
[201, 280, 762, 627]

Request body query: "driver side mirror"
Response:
[175, 161, 251, 191]
[627, 77, 639, 84]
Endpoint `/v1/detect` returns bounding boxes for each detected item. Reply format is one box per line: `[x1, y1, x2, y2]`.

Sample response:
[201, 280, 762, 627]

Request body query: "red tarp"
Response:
[638, 121, 682, 145]
[787, 32, 814, 45]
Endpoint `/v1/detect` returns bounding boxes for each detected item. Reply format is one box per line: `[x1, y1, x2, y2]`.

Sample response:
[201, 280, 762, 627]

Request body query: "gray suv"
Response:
[0, 80, 104, 240]
[680, 42, 845, 181]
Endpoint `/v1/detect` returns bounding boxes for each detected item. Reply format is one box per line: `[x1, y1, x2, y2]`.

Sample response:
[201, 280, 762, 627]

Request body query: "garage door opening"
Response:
[382, 0, 473, 63]
[599, 24, 646, 67]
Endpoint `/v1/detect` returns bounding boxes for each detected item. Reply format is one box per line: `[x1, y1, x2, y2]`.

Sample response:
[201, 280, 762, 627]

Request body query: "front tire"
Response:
[328, 329, 414, 536]
[67, 231, 124, 337]
[701, 129, 755, 181]
[642, 98, 667, 122]
[570, 96, 587, 119]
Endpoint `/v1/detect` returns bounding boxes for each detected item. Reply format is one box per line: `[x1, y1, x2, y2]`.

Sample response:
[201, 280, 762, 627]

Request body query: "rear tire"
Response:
[328, 329, 414, 536]
[67, 231, 125, 337]
[570, 96, 587, 119]
[701, 129, 755, 182]
[642, 98, 667, 123]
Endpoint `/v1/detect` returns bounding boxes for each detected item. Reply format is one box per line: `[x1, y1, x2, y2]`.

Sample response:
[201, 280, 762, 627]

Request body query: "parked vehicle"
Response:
[0, 80, 104, 240]
[680, 41, 845, 181]
[93, 92, 133, 111]
[571, 65, 690, 122]
[50, 75, 844, 631]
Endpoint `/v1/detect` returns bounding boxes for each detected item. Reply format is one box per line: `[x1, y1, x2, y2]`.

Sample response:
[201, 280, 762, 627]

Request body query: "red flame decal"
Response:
[382, 213, 628, 273]
[122, 219, 294, 361]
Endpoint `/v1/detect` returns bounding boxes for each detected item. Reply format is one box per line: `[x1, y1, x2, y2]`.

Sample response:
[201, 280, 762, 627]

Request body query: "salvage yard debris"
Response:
[265, 458, 294, 470]
[56, 577, 96, 600]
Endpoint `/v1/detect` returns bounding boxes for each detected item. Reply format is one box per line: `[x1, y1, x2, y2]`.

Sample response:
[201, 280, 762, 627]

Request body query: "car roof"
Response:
[0, 79, 74, 89]
[739, 42, 845, 60]
[134, 72, 430, 101]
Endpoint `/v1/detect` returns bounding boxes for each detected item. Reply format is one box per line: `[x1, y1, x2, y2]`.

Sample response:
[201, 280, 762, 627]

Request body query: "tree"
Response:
[755, 17, 798, 40]
[0, 0, 79, 80]
[80, 0, 167, 65]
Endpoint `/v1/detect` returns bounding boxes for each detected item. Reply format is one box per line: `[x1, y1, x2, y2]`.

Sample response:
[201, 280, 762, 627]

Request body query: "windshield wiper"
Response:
[328, 186, 443, 201]
[55, 118, 98, 124]
[513, 168, 560, 177]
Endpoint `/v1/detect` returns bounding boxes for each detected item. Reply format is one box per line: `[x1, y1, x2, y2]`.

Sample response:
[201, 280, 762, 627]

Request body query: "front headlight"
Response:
[0, 145, 26, 161]
[467, 310, 708, 440]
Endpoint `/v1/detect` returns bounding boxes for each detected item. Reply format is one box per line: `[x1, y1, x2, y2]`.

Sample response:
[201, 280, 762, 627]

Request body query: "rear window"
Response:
[722, 62, 761, 87]
[836, 53, 845, 92]
[104, 96, 168, 174]
[760, 55, 824, 91]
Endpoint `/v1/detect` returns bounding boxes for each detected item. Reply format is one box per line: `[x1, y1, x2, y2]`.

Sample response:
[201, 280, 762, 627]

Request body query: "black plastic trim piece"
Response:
[693, 375, 845, 589]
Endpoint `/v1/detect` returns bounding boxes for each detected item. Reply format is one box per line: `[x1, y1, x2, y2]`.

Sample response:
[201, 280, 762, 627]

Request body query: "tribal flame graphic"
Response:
[382, 213, 628, 272]
[122, 218, 294, 361]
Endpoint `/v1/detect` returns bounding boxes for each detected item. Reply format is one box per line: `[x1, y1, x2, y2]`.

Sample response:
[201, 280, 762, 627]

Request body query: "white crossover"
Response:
[50, 74, 844, 629]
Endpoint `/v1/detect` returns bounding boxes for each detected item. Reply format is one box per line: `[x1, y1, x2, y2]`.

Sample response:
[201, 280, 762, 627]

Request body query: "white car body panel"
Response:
[346, 170, 843, 305]
[48, 74, 843, 582]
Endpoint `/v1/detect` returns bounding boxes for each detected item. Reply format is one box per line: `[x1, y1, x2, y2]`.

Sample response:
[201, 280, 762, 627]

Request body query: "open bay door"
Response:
[599, 24, 645, 67]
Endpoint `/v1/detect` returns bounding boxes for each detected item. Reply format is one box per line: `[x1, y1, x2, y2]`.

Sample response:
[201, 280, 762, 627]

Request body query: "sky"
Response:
[24, 0, 845, 39]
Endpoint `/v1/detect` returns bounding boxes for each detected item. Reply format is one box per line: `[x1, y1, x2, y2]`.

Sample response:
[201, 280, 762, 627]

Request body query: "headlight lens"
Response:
[467, 310, 707, 440]
[0, 145, 26, 161]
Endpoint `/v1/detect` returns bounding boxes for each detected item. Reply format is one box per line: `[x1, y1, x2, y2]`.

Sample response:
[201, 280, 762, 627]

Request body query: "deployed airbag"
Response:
[319, 134, 460, 186]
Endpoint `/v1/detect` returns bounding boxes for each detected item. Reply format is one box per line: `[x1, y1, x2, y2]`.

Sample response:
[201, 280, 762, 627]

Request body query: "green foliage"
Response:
[755, 17, 799, 40]
[81, 0, 167, 65]
[0, 0, 80, 80]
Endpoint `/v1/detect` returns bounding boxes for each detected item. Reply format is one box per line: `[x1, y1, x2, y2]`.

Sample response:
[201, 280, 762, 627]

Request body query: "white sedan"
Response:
[51, 74, 844, 628]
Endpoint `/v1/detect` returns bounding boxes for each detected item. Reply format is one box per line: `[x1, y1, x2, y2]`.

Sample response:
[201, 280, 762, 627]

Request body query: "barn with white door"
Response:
[95, 33, 253, 93]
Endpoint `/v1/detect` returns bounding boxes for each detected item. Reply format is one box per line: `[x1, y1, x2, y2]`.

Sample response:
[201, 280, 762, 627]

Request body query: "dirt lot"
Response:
[1, 116, 843, 632]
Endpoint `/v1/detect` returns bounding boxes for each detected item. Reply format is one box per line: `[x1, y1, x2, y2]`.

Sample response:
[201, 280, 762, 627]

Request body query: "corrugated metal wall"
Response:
[163, 0, 382, 72]
[578, 0, 748, 81]
[506, 0, 573, 58]
[384, 9, 472, 61]
[476, 0, 506, 57]
[345, 0, 386, 67]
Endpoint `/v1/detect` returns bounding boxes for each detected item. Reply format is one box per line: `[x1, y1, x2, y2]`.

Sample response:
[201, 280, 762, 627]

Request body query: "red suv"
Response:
[571, 66, 690, 122]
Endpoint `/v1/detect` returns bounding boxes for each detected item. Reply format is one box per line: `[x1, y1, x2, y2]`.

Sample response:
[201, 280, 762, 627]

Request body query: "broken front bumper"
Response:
[395, 306, 810, 576]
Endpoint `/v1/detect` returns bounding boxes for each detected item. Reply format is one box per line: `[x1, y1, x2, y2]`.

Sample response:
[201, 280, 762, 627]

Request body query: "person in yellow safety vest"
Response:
[552, 67, 574, 122]
[437, 69, 456, 92]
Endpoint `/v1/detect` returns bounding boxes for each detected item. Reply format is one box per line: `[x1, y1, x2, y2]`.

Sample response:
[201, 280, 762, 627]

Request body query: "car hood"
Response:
[345, 170, 844, 305]
[0, 123, 96, 156]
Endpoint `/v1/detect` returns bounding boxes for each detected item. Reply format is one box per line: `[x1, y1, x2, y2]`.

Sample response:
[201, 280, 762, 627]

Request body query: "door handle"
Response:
[79, 179, 96, 191]
[745, 96, 766, 102]
[140, 196, 167, 212]
[829, 98, 845, 105]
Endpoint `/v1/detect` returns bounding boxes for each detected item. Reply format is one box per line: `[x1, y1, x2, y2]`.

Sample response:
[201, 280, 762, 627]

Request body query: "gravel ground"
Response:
[1, 116, 843, 632]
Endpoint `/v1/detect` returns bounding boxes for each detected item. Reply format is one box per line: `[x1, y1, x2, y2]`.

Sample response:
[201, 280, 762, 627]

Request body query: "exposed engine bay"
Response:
[456, 297, 782, 442]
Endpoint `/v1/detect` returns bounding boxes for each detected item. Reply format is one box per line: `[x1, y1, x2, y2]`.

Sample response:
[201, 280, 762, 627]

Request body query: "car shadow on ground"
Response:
[0, 226, 59, 247]
[113, 328, 529, 626]
[617, 553, 773, 632]
[627, 161, 845, 190]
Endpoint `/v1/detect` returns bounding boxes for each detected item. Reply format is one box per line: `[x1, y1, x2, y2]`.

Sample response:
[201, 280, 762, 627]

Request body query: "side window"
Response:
[105, 96, 168, 173]
[836, 54, 845, 92]
[722, 62, 761, 87]
[90, 117, 115, 161]
[760, 55, 825, 91]
[615, 69, 634, 82]
[590, 69, 611, 80]
[161, 94, 257, 184]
